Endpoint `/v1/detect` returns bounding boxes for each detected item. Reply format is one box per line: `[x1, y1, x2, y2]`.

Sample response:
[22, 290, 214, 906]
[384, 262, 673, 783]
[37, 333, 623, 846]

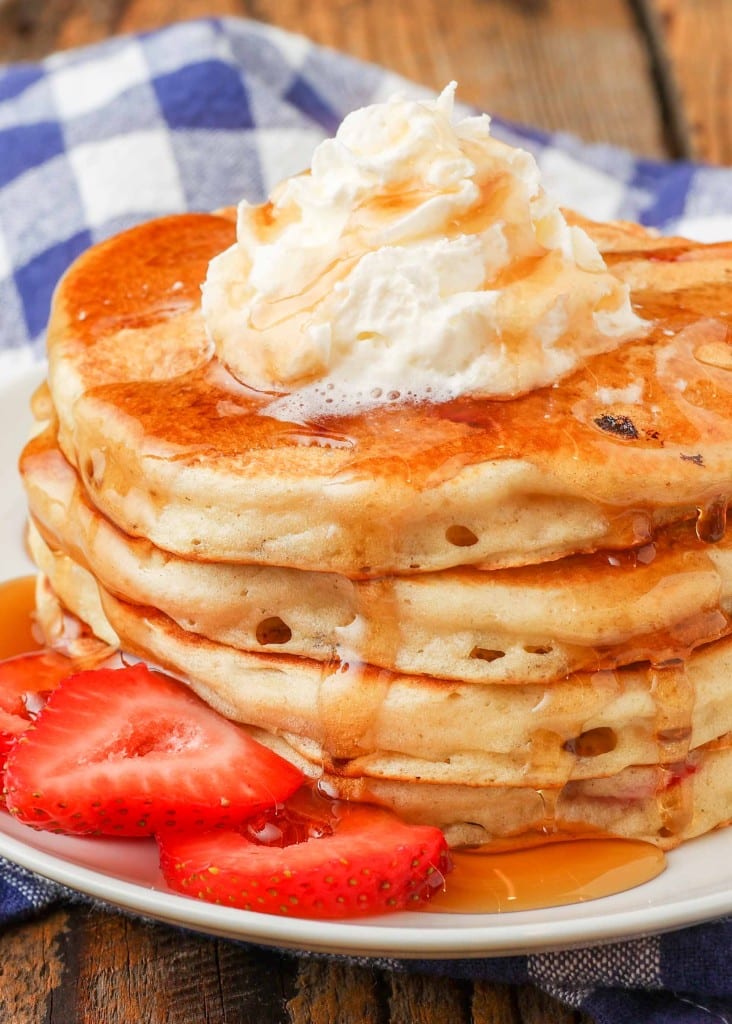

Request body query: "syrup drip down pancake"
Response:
[22, 432, 732, 685]
[28, 540, 732, 851]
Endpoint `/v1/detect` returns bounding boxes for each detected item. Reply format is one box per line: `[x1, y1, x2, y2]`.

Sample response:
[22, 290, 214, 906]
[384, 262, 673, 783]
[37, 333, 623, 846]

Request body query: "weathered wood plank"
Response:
[0, 907, 71, 1024]
[516, 983, 590, 1023]
[36, 906, 299, 1024]
[275, 0, 665, 155]
[287, 960, 386, 1024]
[386, 970, 472, 1024]
[0, 903, 600, 1024]
[644, 0, 732, 164]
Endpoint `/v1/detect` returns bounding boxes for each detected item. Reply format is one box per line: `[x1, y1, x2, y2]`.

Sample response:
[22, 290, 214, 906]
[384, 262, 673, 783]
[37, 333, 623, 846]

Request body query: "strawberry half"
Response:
[4, 663, 303, 835]
[158, 803, 450, 918]
[0, 650, 75, 773]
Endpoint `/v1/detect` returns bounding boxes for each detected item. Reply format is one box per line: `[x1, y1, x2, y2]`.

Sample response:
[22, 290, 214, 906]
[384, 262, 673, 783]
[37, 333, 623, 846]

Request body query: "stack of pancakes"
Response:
[20, 209, 732, 850]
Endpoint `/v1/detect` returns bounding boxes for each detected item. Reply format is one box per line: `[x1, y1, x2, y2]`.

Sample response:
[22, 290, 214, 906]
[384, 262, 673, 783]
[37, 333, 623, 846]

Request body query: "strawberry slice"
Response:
[0, 650, 75, 771]
[4, 663, 303, 836]
[158, 802, 450, 918]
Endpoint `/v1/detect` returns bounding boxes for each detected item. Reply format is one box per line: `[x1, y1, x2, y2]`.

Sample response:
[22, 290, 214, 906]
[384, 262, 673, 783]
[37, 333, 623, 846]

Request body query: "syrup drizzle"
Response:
[22, 430, 732, 689]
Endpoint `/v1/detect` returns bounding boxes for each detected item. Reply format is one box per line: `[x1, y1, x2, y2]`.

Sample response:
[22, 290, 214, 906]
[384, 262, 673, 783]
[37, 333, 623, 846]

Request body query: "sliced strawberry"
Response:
[4, 663, 303, 836]
[0, 650, 75, 770]
[158, 802, 450, 919]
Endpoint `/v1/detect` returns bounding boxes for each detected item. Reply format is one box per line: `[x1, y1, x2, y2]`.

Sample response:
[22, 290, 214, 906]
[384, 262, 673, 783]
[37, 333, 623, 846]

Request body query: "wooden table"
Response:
[0, 2, 729, 1022]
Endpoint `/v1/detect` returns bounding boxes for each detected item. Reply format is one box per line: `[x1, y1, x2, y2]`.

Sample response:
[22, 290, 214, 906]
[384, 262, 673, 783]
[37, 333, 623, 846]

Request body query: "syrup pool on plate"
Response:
[0, 576, 41, 659]
[429, 837, 666, 913]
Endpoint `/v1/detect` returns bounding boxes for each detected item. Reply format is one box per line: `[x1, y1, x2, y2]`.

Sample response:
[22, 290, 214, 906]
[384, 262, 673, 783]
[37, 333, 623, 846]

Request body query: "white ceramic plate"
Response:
[1, 365, 731, 958]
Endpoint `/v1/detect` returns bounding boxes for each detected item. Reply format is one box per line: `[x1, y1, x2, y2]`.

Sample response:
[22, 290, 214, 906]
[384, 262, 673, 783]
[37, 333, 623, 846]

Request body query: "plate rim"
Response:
[1, 820, 731, 958]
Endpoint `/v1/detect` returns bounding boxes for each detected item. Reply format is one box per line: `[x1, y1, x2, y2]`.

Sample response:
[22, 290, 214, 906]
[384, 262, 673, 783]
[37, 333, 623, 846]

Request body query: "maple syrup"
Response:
[0, 576, 41, 659]
[429, 837, 666, 913]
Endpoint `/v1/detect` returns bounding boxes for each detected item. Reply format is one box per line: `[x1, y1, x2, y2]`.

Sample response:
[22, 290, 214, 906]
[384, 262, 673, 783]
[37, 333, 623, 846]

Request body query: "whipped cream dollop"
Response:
[202, 84, 645, 416]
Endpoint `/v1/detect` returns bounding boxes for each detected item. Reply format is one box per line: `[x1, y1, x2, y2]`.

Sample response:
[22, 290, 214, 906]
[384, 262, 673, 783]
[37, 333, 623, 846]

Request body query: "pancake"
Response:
[26, 205, 732, 858]
[44, 212, 732, 577]
[29, 531, 732, 789]
[30, 553, 732, 850]
[22, 428, 732, 684]
[257, 728, 732, 852]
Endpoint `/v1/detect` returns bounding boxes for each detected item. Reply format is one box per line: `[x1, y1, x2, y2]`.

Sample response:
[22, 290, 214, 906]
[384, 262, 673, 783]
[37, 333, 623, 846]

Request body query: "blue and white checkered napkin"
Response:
[1, 17, 732, 1024]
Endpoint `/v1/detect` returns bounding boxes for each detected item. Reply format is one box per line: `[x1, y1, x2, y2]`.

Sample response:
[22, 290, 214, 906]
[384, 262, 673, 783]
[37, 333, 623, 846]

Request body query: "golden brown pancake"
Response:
[320, 735, 732, 851]
[23, 203, 732, 859]
[289, 735, 732, 852]
[22, 428, 732, 684]
[29, 531, 732, 789]
[44, 213, 732, 577]
[30, 555, 732, 851]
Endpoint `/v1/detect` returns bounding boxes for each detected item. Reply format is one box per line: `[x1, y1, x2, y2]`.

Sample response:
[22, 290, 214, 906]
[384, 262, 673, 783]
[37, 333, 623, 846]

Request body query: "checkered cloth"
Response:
[1, 17, 732, 1024]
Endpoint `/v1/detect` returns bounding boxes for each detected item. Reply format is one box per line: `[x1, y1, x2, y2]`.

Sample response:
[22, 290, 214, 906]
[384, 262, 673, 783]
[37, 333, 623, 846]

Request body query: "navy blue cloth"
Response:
[0, 858, 61, 922]
[1, 18, 732, 1023]
[401, 921, 732, 1022]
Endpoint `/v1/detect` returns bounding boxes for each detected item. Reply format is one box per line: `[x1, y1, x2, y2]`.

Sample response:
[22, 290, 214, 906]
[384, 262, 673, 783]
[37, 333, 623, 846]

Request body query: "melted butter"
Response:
[429, 837, 666, 913]
[0, 576, 41, 659]
[248, 177, 511, 327]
